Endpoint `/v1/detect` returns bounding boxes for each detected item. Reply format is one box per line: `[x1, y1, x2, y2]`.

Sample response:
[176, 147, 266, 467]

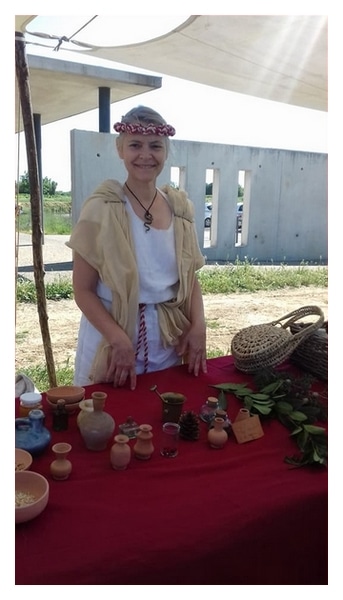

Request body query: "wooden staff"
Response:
[15, 31, 57, 388]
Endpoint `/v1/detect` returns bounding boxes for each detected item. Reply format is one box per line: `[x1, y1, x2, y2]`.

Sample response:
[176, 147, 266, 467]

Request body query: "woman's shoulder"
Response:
[161, 185, 194, 221]
[89, 179, 125, 202]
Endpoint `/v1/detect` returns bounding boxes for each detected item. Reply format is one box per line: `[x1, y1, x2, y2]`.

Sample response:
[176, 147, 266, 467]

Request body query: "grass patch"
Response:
[16, 276, 74, 302]
[18, 360, 75, 392]
[16, 260, 327, 303]
[197, 260, 327, 294]
[206, 320, 221, 330]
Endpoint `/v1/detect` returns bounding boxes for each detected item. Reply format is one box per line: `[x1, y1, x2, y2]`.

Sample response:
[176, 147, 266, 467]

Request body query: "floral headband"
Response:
[113, 122, 176, 137]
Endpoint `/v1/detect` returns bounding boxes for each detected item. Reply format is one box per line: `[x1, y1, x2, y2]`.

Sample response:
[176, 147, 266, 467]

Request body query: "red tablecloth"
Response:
[15, 356, 328, 585]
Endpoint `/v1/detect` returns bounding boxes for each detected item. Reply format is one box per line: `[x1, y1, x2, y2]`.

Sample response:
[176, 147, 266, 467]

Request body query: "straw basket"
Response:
[231, 305, 325, 374]
[289, 321, 328, 380]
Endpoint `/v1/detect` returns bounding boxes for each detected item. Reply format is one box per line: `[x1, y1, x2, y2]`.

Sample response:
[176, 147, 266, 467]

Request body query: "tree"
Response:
[18, 171, 58, 196]
[206, 182, 212, 195]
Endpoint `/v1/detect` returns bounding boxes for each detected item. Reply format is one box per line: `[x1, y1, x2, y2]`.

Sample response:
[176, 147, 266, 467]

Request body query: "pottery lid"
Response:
[20, 392, 42, 405]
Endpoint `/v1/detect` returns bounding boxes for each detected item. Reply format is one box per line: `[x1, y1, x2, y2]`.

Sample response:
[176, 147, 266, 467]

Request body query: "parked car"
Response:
[204, 203, 212, 227]
[205, 202, 243, 229]
[237, 202, 243, 230]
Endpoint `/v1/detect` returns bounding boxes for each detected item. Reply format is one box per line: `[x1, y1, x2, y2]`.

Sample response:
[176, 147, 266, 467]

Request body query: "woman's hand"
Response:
[107, 331, 137, 390]
[176, 323, 207, 376]
[176, 277, 207, 375]
[72, 253, 137, 390]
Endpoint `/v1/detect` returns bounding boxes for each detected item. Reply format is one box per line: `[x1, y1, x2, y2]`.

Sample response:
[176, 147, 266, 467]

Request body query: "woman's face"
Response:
[117, 133, 168, 183]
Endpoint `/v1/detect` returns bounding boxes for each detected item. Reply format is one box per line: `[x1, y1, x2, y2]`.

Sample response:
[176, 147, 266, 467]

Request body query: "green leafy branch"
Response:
[211, 369, 327, 468]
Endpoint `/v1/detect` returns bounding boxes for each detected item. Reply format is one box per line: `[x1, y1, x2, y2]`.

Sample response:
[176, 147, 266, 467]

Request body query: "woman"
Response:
[66, 106, 207, 390]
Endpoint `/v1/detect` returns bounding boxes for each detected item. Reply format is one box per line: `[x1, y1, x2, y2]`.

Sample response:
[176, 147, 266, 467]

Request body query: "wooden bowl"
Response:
[15, 448, 33, 472]
[15, 471, 49, 524]
[45, 385, 85, 405]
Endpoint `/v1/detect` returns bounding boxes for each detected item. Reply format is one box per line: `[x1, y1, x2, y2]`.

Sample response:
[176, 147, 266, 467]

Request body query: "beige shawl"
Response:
[66, 179, 205, 382]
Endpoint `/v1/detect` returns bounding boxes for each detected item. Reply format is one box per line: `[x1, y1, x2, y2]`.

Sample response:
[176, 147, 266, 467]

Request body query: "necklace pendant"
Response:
[144, 211, 153, 225]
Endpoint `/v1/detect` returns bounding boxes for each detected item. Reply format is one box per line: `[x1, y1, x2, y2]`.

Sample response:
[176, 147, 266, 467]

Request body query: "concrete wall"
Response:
[71, 130, 327, 264]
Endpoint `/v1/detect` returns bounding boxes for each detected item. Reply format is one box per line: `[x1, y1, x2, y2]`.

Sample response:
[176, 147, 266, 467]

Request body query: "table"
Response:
[15, 356, 328, 585]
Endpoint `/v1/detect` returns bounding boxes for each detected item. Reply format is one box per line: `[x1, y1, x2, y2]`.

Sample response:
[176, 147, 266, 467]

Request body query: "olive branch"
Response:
[211, 369, 327, 468]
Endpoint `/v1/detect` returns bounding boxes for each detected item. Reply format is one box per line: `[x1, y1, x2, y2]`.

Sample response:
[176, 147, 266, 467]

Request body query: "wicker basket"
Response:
[231, 305, 325, 374]
[289, 321, 328, 380]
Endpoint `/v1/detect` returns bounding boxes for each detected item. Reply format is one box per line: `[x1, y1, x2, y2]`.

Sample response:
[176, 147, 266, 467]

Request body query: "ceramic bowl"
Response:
[45, 385, 85, 405]
[15, 448, 33, 472]
[45, 397, 80, 414]
[15, 471, 49, 524]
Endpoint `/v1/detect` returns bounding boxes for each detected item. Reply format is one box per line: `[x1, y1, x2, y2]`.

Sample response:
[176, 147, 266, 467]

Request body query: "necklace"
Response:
[125, 182, 157, 232]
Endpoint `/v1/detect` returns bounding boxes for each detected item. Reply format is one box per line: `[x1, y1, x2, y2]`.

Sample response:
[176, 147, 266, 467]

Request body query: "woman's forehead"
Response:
[123, 134, 166, 144]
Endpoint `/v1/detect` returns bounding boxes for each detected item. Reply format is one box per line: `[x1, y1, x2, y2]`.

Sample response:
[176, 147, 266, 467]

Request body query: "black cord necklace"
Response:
[125, 182, 157, 232]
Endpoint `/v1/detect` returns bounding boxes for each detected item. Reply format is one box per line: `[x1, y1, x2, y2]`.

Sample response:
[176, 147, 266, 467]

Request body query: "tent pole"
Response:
[15, 31, 57, 388]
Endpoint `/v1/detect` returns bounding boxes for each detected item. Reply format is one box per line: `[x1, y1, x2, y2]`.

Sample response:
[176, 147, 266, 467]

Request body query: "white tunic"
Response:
[73, 193, 181, 386]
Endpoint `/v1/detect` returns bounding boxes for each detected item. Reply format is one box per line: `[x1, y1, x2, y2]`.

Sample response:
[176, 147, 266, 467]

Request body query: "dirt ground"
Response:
[15, 287, 328, 372]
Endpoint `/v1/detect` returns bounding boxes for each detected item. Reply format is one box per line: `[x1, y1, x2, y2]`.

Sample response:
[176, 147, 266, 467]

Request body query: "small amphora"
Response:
[50, 442, 72, 480]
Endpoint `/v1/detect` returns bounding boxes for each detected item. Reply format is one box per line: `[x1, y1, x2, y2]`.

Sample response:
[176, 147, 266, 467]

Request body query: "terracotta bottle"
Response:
[110, 434, 131, 470]
[209, 408, 231, 434]
[133, 424, 154, 460]
[50, 442, 72, 480]
[207, 417, 228, 449]
[79, 392, 115, 451]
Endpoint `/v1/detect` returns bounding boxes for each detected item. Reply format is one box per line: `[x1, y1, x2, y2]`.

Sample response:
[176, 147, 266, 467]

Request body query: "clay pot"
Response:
[110, 435, 131, 470]
[79, 392, 115, 451]
[50, 442, 72, 480]
[207, 417, 228, 449]
[161, 393, 186, 423]
[133, 424, 154, 460]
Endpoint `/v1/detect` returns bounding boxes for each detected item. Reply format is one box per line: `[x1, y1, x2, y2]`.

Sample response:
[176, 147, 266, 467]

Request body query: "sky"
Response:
[14, 11, 329, 192]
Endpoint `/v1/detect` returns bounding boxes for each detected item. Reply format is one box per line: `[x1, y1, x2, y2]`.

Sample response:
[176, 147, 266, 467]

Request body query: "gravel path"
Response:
[16, 233, 73, 282]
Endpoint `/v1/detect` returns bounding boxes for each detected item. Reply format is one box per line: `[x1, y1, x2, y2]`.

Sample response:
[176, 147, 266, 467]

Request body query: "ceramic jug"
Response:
[133, 424, 154, 460]
[110, 434, 131, 470]
[79, 392, 115, 451]
[77, 398, 94, 428]
[207, 417, 228, 449]
[15, 409, 51, 455]
[50, 442, 72, 480]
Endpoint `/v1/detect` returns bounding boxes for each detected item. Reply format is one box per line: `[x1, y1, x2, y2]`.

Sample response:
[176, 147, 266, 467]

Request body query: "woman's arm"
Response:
[73, 252, 137, 389]
[176, 277, 207, 375]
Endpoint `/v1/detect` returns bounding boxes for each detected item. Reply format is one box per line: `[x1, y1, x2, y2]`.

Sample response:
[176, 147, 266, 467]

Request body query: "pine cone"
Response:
[179, 410, 200, 441]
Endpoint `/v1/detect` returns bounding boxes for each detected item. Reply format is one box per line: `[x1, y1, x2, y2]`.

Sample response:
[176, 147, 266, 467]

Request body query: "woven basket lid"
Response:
[231, 305, 325, 373]
[231, 323, 292, 356]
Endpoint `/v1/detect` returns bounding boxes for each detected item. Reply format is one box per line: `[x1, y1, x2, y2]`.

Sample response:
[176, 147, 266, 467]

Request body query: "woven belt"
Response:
[135, 303, 148, 373]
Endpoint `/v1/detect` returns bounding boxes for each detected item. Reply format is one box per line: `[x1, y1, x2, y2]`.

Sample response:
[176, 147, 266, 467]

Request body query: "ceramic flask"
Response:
[77, 398, 94, 429]
[207, 417, 228, 449]
[15, 409, 51, 455]
[110, 434, 131, 470]
[50, 442, 72, 480]
[133, 424, 154, 460]
[79, 392, 115, 451]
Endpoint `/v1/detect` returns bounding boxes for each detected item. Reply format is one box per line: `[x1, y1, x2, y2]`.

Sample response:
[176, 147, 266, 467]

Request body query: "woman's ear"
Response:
[116, 138, 124, 159]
